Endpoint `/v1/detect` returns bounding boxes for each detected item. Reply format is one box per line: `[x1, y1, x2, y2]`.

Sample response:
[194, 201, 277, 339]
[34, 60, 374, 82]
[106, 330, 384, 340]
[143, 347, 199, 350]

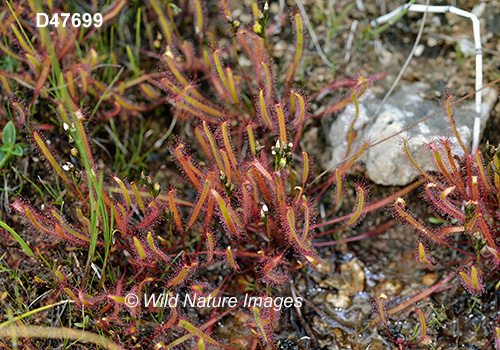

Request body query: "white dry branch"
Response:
[293, 0, 334, 69]
[345, 19, 359, 64]
[371, 4, 483, 150]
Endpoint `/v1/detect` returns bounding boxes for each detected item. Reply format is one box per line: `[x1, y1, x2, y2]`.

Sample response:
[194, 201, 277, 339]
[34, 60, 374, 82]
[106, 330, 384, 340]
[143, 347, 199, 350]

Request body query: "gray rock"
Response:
[326, 82, 497, 186]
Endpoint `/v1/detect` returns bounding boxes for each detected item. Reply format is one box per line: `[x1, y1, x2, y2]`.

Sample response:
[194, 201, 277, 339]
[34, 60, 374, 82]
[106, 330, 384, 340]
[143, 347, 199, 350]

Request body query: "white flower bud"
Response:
[63, 123, 69, 131]
[62, 162, 74, 172]
[260, 204, 269, 218]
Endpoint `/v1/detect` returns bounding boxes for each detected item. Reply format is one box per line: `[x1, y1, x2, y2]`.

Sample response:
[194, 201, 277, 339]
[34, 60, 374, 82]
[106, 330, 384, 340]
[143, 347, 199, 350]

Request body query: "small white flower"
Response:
[275, 140, 280, 149]
[62, 162, 74, 171]
[288, 142, 293, 149]
[261, 204, 269, 218]
[271, 150, 276, 156]
[63, 123, 69, 131]
[264, 1, 269, 12]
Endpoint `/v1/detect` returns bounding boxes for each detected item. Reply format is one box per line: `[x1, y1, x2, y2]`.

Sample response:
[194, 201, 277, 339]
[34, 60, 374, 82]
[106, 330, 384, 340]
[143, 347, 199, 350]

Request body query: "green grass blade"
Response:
[0, 220, 34, 257]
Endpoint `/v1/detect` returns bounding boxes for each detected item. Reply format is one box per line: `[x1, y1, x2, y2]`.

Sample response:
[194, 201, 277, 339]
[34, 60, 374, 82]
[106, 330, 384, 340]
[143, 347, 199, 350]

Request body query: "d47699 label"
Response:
[36, 13, 102, 28]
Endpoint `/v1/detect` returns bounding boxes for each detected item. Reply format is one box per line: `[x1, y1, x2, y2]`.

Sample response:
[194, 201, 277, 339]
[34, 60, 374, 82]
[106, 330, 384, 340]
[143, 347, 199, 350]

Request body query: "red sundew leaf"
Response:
[131, 182, 145, 214]
[220, 149, 232, 182]
[30, 57, 50, 107]
[203, 121, 224, 172]
[252, 307, 271, 345]
[174, 143, 201, 189]
[205, 195, 214, 230]
[195, 126, 212, 162]
[163, 307, 178, 330]
[136, 202, 161, 230]
[225, 246, 239, 271]
[425, 184, 465, 221]
[393, 198, 446, 246]
[441, 139, 467, 196]
[459, 265, 484, 295]
[443, 94, 468, 155]
[304, 254, 324, 269]
[212, 49, 229, 91]
[168, 189, 184, 234]
[32, 131, 77, 196]
[64, 288, 78, 303]
[241, 181, 252, 225]
[475, 149, 492, 193]
[371, 293, 389, 326]
[477, 215, 497, 250]
[260, 61, 274, 103]
[284, 13, 304, 93]
[486, 246, 500, 266]
[291, 91, 308, 128]
[206, 231, 215, 263]
[300, 202, 312, 241]
[275, 103, 287, 145]
[113, 202, 127, 234]
[178, 319, 218, 345]
[168, 262, 198, 287]
[146, 232, 169, 263]
[221, 121, 238, 171]
[77, 290, 94, 308]
[226, 67, 240, 107]
[211, 189, 243, 238]
[416, 309, 427, 340]
[346, 182, 367, 226]
[167, 81, 224, 120]
[285, 207, 311, 253]
[249, 168, 272, 203]
[113, 176, 131, 208]
[429, 142, 454, 186]
[54, 224, 88, 246]
[102, 0, 127, 24]
[140, 83, 161, 100]
[416, 241, 433, 267]
[133, 236, 147, 260]
[274, 173, 288, 216]
[258, 89, 273, 130]
[301, 152, 309, 189]
[262, 255, 289, 285]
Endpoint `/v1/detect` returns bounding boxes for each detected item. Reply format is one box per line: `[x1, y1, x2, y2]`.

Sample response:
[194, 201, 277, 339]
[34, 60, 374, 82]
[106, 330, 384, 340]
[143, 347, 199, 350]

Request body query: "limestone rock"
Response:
[326, 82, 497, 186]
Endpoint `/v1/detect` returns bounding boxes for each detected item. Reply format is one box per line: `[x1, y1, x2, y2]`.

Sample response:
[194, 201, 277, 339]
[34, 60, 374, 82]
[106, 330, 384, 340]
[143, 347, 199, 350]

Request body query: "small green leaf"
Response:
[2, 121, 16, 146]
[428, 217, 445, 225]
[12, 144, 23, 156]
